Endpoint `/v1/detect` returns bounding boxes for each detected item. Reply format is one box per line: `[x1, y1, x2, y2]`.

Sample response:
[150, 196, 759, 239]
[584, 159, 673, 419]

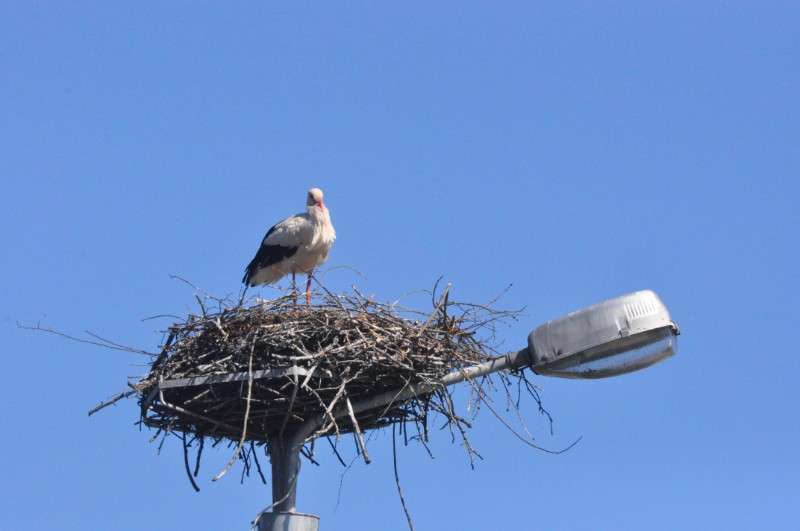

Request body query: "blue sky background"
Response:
[2, 3, 799, 530]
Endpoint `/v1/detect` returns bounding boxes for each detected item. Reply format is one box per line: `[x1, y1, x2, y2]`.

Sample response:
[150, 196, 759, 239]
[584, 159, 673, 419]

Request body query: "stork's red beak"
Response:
[316, 200, 323, 207]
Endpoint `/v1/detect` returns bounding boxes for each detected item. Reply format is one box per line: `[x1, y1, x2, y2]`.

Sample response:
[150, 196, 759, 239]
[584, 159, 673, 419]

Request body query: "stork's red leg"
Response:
[305, 274, 312, 304]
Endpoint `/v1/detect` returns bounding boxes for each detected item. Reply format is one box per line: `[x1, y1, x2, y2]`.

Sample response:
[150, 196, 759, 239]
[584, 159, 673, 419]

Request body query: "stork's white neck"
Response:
[307, 204, 335, 243]
[307, 204, 328, 222]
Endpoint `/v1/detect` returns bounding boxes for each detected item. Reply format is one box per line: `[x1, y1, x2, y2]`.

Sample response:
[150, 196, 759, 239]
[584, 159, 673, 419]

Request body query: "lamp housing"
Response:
[528, 290, 678, 379]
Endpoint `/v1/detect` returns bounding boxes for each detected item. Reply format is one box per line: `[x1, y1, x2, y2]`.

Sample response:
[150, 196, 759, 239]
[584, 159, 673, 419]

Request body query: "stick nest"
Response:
[134, 286, 516, 444]
[91, 283, 554, 487]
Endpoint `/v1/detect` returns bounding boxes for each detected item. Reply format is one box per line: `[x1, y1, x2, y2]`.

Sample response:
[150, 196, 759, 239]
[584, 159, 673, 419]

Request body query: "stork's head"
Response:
[307, 188, 325, 209]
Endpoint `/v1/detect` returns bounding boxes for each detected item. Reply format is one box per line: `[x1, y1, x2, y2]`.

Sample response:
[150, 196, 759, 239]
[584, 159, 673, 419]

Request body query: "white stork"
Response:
[242, 188, 336, 301]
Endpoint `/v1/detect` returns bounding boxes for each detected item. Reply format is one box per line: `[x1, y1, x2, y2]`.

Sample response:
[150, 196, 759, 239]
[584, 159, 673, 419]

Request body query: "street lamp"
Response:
[528, 290, 679, 378]
[258, 289, 679, 530]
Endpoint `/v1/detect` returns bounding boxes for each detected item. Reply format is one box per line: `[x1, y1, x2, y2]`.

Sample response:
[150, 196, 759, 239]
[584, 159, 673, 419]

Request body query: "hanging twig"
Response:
[181, 433, 201, 492]
[213, 343, 256, 482]
[346, 397, 371, 464]
[393, 423, 415, 531]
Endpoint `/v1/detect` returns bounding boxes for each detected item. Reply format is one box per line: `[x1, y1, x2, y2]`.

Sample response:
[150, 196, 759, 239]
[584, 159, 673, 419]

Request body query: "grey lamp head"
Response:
[528, 290, 679, 379]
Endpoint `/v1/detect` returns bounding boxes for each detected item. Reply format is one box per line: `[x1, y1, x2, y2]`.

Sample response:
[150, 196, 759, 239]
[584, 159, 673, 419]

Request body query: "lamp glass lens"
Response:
[535, 327, 677, 379]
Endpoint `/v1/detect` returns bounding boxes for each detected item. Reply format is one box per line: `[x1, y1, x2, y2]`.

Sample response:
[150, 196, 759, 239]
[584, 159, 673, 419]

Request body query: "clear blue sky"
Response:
[2, 3, 798, 530]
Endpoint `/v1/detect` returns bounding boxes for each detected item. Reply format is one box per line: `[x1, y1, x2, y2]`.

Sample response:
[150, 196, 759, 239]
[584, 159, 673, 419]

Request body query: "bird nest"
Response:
[91, 283, 552, 487]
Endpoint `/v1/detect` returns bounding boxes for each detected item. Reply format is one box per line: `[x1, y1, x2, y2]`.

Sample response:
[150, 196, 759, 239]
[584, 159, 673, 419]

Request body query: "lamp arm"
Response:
[289, 348, 531, 450]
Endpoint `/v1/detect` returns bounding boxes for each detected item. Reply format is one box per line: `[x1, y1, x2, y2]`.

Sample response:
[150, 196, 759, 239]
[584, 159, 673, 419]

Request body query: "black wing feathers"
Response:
[243, 244, 297, 285]
[242, 220, 301, 286]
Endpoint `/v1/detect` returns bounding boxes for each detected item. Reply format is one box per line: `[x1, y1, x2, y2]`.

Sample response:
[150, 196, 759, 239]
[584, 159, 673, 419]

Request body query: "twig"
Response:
[19, 323, 154, 355]
[88, 389, 138, 416]
[213, 343, 256, 482]
[416, 283, 451, 337]
[326, 436, 347, 467]
[181, 433, 201, 492]
[346, 397, 371, 464]
[393, 423, 415, 531]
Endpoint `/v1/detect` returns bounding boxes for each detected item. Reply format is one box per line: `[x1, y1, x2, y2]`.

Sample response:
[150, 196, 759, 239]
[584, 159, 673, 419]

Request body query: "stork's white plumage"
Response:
[243, 188, 336, 298]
